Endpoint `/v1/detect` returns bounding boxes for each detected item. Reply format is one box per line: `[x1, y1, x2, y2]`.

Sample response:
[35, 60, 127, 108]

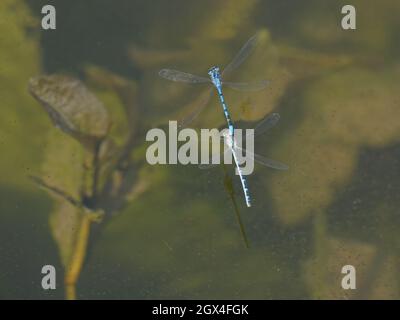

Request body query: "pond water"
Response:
[0, 0, 399, 299]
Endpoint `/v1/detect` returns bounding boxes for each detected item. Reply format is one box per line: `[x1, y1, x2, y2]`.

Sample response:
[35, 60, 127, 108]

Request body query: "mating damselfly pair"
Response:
[159, 33, 288, 207]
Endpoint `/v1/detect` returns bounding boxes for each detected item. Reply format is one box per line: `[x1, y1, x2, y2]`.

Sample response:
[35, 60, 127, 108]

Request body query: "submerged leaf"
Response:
[39, 128, 86, 267]
[50, 200, 83, 268]
[29, 74, 111, 146]
[38, 128, 104, 270]
[29, 175, 81, 208]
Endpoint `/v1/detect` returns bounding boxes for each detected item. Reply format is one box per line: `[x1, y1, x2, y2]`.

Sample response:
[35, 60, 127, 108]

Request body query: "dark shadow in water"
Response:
[327, 142, 400, 245]
[0, 185, 63, 299]
[27, 0, 146, 76]
[327, 142, 400, 298]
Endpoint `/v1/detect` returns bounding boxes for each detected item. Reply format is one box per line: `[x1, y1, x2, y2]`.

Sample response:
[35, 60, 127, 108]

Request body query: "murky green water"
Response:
[1, 0, 400, 299]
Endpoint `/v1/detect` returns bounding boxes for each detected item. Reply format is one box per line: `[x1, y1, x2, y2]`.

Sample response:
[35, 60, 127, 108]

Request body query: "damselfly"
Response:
[199, 113, 288, 207]
[159, 33, 269, 133]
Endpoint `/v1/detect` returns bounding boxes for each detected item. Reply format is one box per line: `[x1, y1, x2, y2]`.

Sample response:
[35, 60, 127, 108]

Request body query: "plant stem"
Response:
[64, 214, 92, 300]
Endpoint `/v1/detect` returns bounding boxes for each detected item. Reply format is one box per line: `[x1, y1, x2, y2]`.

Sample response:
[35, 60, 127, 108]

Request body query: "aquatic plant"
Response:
[28, 72, 147, 299]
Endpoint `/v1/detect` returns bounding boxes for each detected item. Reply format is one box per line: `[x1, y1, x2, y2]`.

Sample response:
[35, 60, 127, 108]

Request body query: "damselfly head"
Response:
[208, 66, 220, 78]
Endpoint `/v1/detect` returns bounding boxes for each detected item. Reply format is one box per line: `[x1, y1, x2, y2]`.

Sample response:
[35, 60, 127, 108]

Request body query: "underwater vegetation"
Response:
[0, 0, 400, 299]
[28, 73, 149, 299]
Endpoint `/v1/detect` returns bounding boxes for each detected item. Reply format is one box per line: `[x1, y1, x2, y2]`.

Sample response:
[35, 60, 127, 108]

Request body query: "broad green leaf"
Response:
[50, 200, 84, 268]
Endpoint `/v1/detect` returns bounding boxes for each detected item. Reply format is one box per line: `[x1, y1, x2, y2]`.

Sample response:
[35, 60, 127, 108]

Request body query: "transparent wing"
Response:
[222, 33, 260, 77]
[236, 147, 288, 170]
[159, 69, 210, 84]
[223, 80, 270, 91]
[178, 89, 213, 128]
[253, 153, 288, 170]
[246, 113, 280, 139]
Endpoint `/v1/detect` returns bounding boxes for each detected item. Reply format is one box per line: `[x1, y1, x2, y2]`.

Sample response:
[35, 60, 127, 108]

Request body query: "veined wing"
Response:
[178, 88, 213, 128]
[235, 147, 289, 170]
[246, 113, 280, 139]
[223, 80, 270, 91]
[222, 33, 260, 77]
[159, 69, 210, 84]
